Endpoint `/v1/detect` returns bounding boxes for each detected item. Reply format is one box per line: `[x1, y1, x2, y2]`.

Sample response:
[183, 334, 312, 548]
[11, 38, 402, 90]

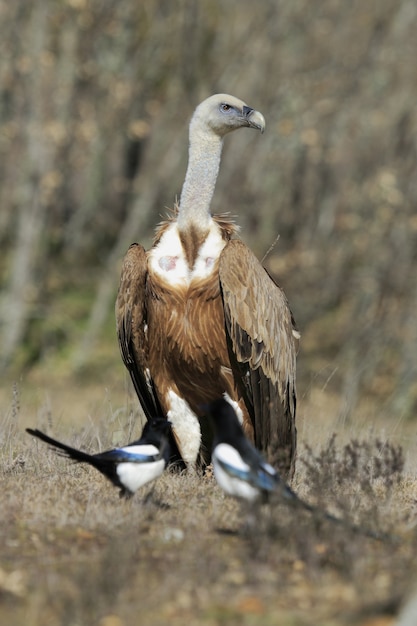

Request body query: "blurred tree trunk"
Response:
[391, 281, 417, 416]
[0, 4, 50, 371]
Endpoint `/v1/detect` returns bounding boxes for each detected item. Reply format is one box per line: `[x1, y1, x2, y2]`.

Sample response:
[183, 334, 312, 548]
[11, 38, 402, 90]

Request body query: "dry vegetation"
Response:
[1, 0, 417, 624]
[2, 384, 417, 626]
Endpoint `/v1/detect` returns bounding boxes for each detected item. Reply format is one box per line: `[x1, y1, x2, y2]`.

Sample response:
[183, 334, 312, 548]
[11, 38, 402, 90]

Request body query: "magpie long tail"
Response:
[26, 428, 97, 465]
[275, 481, 394, 542]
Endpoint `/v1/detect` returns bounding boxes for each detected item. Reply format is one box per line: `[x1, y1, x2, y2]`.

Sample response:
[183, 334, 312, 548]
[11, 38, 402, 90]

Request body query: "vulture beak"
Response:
[243, 106, 266, 134]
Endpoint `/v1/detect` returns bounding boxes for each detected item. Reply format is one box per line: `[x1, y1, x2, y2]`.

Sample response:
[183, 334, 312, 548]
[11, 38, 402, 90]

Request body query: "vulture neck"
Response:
[177, 124, 223, 237]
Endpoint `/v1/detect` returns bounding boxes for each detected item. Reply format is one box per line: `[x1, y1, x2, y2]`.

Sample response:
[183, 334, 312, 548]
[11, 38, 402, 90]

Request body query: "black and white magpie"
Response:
[26, 417, 172, 498]
[204, 397, 300, 504]
[204, 398, 392, 541]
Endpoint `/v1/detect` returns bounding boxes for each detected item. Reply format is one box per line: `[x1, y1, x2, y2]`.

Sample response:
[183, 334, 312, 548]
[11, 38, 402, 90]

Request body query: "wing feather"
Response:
[115, 244, 164, 420]
[219, 239, 298, 477]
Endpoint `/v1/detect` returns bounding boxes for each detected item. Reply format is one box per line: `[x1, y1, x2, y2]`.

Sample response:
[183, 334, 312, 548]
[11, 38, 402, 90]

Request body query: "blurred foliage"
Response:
[0, 0, 416, 418]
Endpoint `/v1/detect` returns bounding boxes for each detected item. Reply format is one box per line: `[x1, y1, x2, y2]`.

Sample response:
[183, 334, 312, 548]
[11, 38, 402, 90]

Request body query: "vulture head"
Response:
[190, 93, 266, 139]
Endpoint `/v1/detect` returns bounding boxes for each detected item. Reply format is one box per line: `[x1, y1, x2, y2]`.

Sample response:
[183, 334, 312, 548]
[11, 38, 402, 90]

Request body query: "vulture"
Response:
[116, 94, 299, 479]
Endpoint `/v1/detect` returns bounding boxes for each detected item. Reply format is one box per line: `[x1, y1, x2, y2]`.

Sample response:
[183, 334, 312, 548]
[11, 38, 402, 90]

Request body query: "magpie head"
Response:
[141, 418, 172, 445]
[200, 398, 246, 444]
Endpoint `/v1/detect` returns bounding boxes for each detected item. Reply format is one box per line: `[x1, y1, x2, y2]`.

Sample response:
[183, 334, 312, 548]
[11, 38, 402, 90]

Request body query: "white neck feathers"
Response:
[177, 118, 223, 235]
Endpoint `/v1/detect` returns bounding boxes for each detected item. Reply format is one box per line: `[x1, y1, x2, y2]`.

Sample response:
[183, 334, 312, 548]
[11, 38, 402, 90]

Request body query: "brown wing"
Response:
[115, 243, 164, 421]
[219, 239, 298, 478]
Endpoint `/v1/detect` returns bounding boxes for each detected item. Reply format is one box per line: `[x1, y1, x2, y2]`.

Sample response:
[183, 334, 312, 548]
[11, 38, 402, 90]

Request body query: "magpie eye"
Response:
[220, 103, 232, 112]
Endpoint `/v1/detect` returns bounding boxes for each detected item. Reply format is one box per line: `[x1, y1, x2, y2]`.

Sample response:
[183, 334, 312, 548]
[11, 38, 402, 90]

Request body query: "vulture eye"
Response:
[220, 103, 232, 112]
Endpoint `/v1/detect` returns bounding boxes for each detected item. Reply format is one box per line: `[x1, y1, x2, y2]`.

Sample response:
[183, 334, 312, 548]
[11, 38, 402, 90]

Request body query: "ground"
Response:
[1, 378, 417, 626]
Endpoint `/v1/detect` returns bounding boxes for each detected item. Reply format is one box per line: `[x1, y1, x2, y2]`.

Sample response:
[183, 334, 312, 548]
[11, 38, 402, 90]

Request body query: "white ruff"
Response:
[116, 458, 165, 493]
[148, 222, 225, 286]
[148, 225, 189, 286]
[213, 443, 259, 501]
[166, 390, 201, 465]
[192, 226, 226, 279]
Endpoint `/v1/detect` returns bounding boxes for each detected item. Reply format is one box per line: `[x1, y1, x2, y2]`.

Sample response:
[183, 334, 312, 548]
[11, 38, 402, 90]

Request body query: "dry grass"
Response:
[1, 384, 417, 626]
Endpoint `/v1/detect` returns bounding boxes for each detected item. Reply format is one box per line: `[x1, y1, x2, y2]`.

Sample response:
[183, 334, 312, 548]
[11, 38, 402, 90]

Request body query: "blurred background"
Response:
[0, 0, 416, 425]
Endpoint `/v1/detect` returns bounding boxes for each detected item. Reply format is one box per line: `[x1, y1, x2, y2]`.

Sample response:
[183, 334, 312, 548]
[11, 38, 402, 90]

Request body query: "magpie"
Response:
[26, 417, 172, 498]
[204, 397, 300, 504]
[204, 398, 393, 541]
